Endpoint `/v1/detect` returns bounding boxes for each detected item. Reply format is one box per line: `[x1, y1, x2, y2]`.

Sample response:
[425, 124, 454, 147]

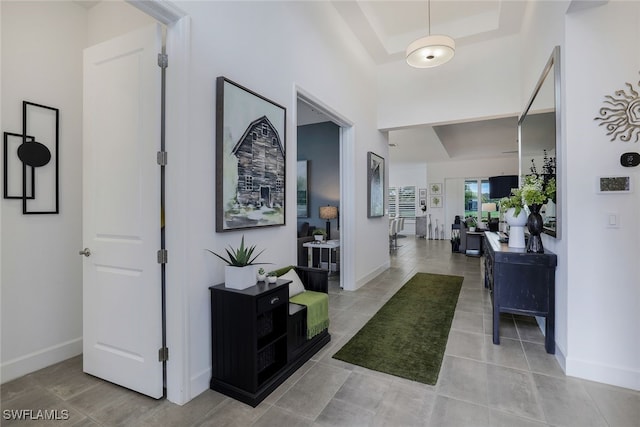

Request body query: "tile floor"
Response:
[2, 238, 639, 426]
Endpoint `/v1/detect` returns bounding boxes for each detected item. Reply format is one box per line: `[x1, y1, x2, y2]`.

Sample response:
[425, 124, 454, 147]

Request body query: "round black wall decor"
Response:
[17, 141, 51, 167]
[620, 152, 640, 167]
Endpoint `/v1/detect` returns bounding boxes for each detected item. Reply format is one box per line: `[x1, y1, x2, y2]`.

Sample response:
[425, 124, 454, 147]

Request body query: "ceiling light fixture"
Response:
[406, 0, 455, 68]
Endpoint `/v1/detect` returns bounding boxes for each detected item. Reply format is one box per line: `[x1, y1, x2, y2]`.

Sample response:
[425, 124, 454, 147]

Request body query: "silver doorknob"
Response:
[79, 248, 91, 257]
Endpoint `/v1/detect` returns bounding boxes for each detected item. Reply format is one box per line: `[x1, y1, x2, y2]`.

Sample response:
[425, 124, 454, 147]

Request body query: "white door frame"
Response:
[127, 0, 191, 405]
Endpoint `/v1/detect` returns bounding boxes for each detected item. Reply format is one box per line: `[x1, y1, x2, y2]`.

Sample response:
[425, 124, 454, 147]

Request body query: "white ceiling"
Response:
[331, 0, 526, 65]
[300, 0, 529, 164]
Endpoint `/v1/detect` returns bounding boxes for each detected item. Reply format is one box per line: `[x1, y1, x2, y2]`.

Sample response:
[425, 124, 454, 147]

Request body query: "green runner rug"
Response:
[333, 272, 463, 385]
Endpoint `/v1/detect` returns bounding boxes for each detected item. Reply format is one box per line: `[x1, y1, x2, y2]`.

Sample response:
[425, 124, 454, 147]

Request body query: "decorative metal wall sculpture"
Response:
[3, 101, 59, 214]
[594, 73, 640, 142]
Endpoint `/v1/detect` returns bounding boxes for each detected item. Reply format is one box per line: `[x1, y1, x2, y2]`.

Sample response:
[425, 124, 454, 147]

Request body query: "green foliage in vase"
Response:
[521, 175, 550, 206]
[500, 187, 525, 217]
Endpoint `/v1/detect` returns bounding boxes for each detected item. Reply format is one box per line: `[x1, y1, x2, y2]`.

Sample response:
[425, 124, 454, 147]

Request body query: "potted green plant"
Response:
[500, 187, 525, 217]
[499, 188, 527, 248]
[257, 267, 266, 282]
[465, 216, 478, 231]
[266, 271, 278, 284]
[206, 235, 268, 290]
[312, 228, 326, 242]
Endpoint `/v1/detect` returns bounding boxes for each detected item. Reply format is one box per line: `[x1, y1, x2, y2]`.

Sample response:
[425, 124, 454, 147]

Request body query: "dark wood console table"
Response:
[483, 232, 557, 353]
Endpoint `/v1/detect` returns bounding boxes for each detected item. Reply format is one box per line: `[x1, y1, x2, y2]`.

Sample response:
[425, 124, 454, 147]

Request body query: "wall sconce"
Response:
[319, 205, 338, 240]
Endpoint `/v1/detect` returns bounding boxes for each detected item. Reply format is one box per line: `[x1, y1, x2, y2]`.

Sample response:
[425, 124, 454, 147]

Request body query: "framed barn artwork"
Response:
[215, 77, 286, 232]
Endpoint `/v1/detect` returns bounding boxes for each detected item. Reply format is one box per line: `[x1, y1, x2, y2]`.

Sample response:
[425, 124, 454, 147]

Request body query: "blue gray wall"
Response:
[297, 121, 340, 235]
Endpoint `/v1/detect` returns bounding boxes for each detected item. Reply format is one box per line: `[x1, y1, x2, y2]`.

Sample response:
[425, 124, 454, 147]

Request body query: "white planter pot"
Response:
[224, 265, 257, 290]
[314, 235, 324, 242]
[505, 208, 527, 249]
[505, 208, 527, 227]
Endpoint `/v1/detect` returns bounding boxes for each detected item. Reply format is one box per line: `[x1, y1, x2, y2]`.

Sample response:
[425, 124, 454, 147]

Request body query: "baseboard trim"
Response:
[355, 261, 390, 290]
[566, 356, 640, 391]
[190, 367, 211, 399]
[1, 338, 82, 384]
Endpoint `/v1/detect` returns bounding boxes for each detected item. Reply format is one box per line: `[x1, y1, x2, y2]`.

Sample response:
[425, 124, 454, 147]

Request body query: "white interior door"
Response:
[82, 23, 163, 398]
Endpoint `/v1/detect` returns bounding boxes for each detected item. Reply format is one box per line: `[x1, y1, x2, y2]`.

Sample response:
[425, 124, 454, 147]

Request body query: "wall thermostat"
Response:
[620, 152, 640, 167]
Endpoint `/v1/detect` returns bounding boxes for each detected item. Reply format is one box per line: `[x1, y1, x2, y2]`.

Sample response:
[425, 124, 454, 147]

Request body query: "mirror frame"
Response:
[518, 46, 561, 238]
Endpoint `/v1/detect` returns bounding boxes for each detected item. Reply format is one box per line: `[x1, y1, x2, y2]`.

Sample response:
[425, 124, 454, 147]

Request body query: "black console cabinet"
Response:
[209, 278, 330, 407]
[209, 280, 290, 406]
[483, 232, 557, 354]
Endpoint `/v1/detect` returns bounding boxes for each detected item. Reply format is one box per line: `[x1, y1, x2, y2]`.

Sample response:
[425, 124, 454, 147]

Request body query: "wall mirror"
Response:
[519, 46, 561, 238]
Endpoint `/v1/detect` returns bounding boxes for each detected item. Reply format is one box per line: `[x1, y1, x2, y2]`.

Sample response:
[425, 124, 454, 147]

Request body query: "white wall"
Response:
[87, 0, 156, 46]
[87, 0, 155, 46]
[170, 1, 388, 398]
[0, 0, 157, 385]
[1, 1, 87, 382]
[378, 34, 521, 130]
[563, 1, 640, 390]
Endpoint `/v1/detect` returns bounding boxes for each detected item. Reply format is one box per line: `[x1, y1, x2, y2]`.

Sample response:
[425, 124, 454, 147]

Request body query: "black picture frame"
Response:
[216, 77, 286, 232]
[297, 160, 309, 218]
[4, 132, 35, 200]
[22, 101, 59, 214]
[367, 151, 384, 218]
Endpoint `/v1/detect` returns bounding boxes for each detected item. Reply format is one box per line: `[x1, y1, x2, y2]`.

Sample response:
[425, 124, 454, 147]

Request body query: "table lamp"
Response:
[482, 202, 500, 232]
[482, 202, 497, 218]
[319, 205, 338, 240]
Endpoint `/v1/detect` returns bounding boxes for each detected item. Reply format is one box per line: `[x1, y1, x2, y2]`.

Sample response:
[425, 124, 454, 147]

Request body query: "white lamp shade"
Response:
[482, 203, 497, 212]
[319, 205, 338, 220]
[406, 34, 455, 68]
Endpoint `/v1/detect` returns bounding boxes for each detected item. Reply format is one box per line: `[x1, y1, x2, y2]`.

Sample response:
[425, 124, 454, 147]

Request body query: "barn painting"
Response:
[216, 77, 286, 231]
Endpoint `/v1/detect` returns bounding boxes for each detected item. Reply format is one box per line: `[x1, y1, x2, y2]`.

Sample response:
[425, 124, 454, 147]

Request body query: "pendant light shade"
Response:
[406, 0, 455, 68]
[406, 35, 455, 68]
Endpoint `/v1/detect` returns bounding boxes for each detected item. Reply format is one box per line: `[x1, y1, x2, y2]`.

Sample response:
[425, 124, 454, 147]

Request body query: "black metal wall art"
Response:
[3, 101, 59, 214]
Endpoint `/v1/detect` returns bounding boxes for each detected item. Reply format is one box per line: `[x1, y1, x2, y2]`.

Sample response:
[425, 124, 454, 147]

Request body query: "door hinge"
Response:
[157, 151, 168, 166]
[158, 347, 169, 362]
[157, 53, 168, 69]
[157, 249, 168, 264]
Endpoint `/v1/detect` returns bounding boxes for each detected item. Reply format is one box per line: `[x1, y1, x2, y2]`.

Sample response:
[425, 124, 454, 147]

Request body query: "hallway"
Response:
[2, 238, 638, 426]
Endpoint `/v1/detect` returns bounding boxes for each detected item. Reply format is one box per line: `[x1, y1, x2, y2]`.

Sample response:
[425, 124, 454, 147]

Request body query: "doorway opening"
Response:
[295, 90, 354, 290]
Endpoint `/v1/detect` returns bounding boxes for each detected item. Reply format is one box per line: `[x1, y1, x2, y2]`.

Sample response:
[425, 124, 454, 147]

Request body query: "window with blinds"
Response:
[398, 186, 416, 218]
[388, 187, 398, 218]
[388, 186, 416, 218]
